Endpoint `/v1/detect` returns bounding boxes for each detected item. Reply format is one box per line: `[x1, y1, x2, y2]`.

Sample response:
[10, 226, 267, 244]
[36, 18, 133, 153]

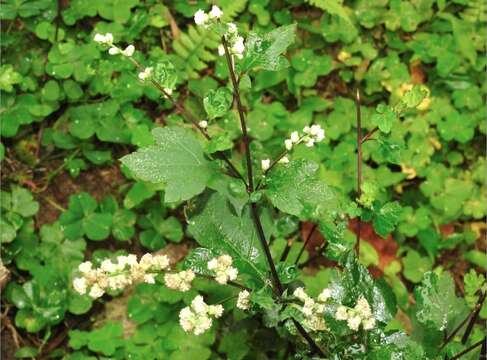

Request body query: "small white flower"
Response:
[164, 270, 195, 292]
[208, 304, 224, 318]
[231, 36, 245, 57]
[138, 67, 153, 81]
[73, 277, 87, 295]
[303, 126, 311, 134]
[108, 47, 120, 55]
[290, 131, 300, 143]
[194, 9, 209, 26]
[218, 44, 225, 56]
[278, 156, 289, 164]
[226, 267, 238, 281]
[199, 120, 208, 129]
[355, 297, 372, 318]
[122, 45, 135, 57]
[284, 139, 293, 151]
[89, 284, 104, 299]
[144, 274, 156, 284]
[209, 5, 223, 19]
[192, 295, 209, 314]
[93, 33, 113, 45]
[293, 287, 308, 301]
[362, 317, 376, 330]
[207, 258, 219, 271]
[305, 138, 315, 147]
[237, 290, 250, 310]
[317, 288, 332, 303]
[78, 261, 92, 274]
[347, 316, 362, 331]
[164, 87, 173, 95]
[227, 23, 238, 33]
[100, 259, 116, 273]
[335, 306, 349, 321]
[261, 159, 270, 171]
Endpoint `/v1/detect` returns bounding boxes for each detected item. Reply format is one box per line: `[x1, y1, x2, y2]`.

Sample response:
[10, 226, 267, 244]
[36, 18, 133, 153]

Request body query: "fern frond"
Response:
[172, 0, 248, 79]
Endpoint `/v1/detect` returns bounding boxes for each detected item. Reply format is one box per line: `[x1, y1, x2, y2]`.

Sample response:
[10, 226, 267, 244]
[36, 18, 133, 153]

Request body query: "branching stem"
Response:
[125, 55, 247, 186]
[221, 36, 326, 358]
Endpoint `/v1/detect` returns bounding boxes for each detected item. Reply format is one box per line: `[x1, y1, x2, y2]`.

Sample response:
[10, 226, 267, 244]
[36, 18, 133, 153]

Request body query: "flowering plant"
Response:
[63, 6, 486, 359]
[2, 2, 485, 359]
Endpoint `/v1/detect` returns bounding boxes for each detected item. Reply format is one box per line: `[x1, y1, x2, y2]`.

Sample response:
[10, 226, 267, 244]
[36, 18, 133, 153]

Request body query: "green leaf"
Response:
[265, 159, 337, 219]
[402, 250, 433, 283]
[414, 271, 468, 331]
[330, 253, 397, 323]
[112, 209, 136, 241]
[187, 192, 268, 286]
[0, 64, 22, 92]
[121, 127, 213, 203]
[152, 60, 178, 90]
[241, 24, 297, 72]
[82, 212, 112, 241]
[15, 346, 39, 358]
[203, 87, 233, 120]
[11, 186, 39, 217]
[371, 104, 397, 134]
[372, 201, 402, 238]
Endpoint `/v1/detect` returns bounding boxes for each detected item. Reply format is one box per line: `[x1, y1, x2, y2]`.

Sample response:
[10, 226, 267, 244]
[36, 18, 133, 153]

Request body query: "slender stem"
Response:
[291, 319, 326, 357]
[222, 36, 254, 192]
[221, 36, 325, 358]
[361, 126, 378, 144]
[250, 203, 283, 294]
[461, 291, 486, 344]
[294, 224, 318, 265]
[125, 56, 247, 186]
[440, 290, 486, 350]
[355, 88, 362, 256]
[279, 239, 294, 262]
[448, 337, 485, 360]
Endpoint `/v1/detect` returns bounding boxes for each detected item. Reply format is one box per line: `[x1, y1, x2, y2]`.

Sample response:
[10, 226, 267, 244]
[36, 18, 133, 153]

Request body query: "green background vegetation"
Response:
[0, 0, 485, 358]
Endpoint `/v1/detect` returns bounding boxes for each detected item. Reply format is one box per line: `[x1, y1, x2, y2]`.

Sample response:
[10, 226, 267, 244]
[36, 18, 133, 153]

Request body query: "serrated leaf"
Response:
[371, 104, 397, 134]
[372, 201, 402, 238]
[414, 271, 468, 331]
[187, 192, 268, 286]
[203, 87, 233, 120]
[265, 159, 337, 219]
[241, 24, 296, 72]
[121, 127, 213, 203]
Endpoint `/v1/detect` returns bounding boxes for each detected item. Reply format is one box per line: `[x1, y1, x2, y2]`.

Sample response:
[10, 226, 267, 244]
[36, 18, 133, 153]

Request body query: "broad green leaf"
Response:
[241, 24, 297, 72]
[265, 159, 337, 219]
[187, 192, 268, 286]
[11, 186, 39, 217]
[330, 253, 397, 323]
[414, 271, 468, 331]
[121, 127, 213, 203]
[402, 250, 433, 283]
[152, 60, 178, 90]
[372, 201, 402, 238]
[203, 87, 233, 120]
[371, 104, 397, 134]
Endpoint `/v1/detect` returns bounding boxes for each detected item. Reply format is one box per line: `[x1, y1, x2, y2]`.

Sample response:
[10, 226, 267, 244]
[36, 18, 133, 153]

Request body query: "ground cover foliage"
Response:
[0, 0, 486, 359]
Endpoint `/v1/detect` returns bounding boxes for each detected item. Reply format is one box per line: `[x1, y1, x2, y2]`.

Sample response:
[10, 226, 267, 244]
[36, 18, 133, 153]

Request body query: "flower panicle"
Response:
[179, 295, 224, 335]
[73, 254, 170, 299]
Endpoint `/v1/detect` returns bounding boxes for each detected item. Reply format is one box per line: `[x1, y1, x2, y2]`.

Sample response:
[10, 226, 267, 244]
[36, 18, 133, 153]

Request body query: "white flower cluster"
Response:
[284, 124, 325, 151]
[293, 287, 332, 331]
[335, 297, 376, 331]
[217, 23, 245, 59]
[93, 33, 134, 57]
[179, 295, 224, 335]
[236, 290, 251, 310]
[164, 270, 195, 292]
[73, 254, 170, 299]
[207, 254, 238, 284]
[194, 5, 223, 27]
[193, 7, 244, 59]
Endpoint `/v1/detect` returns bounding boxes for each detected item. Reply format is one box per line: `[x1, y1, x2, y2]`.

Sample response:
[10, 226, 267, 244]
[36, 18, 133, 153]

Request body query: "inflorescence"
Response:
[335, 297, 376, 331]
[73, 254, 170, 299]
